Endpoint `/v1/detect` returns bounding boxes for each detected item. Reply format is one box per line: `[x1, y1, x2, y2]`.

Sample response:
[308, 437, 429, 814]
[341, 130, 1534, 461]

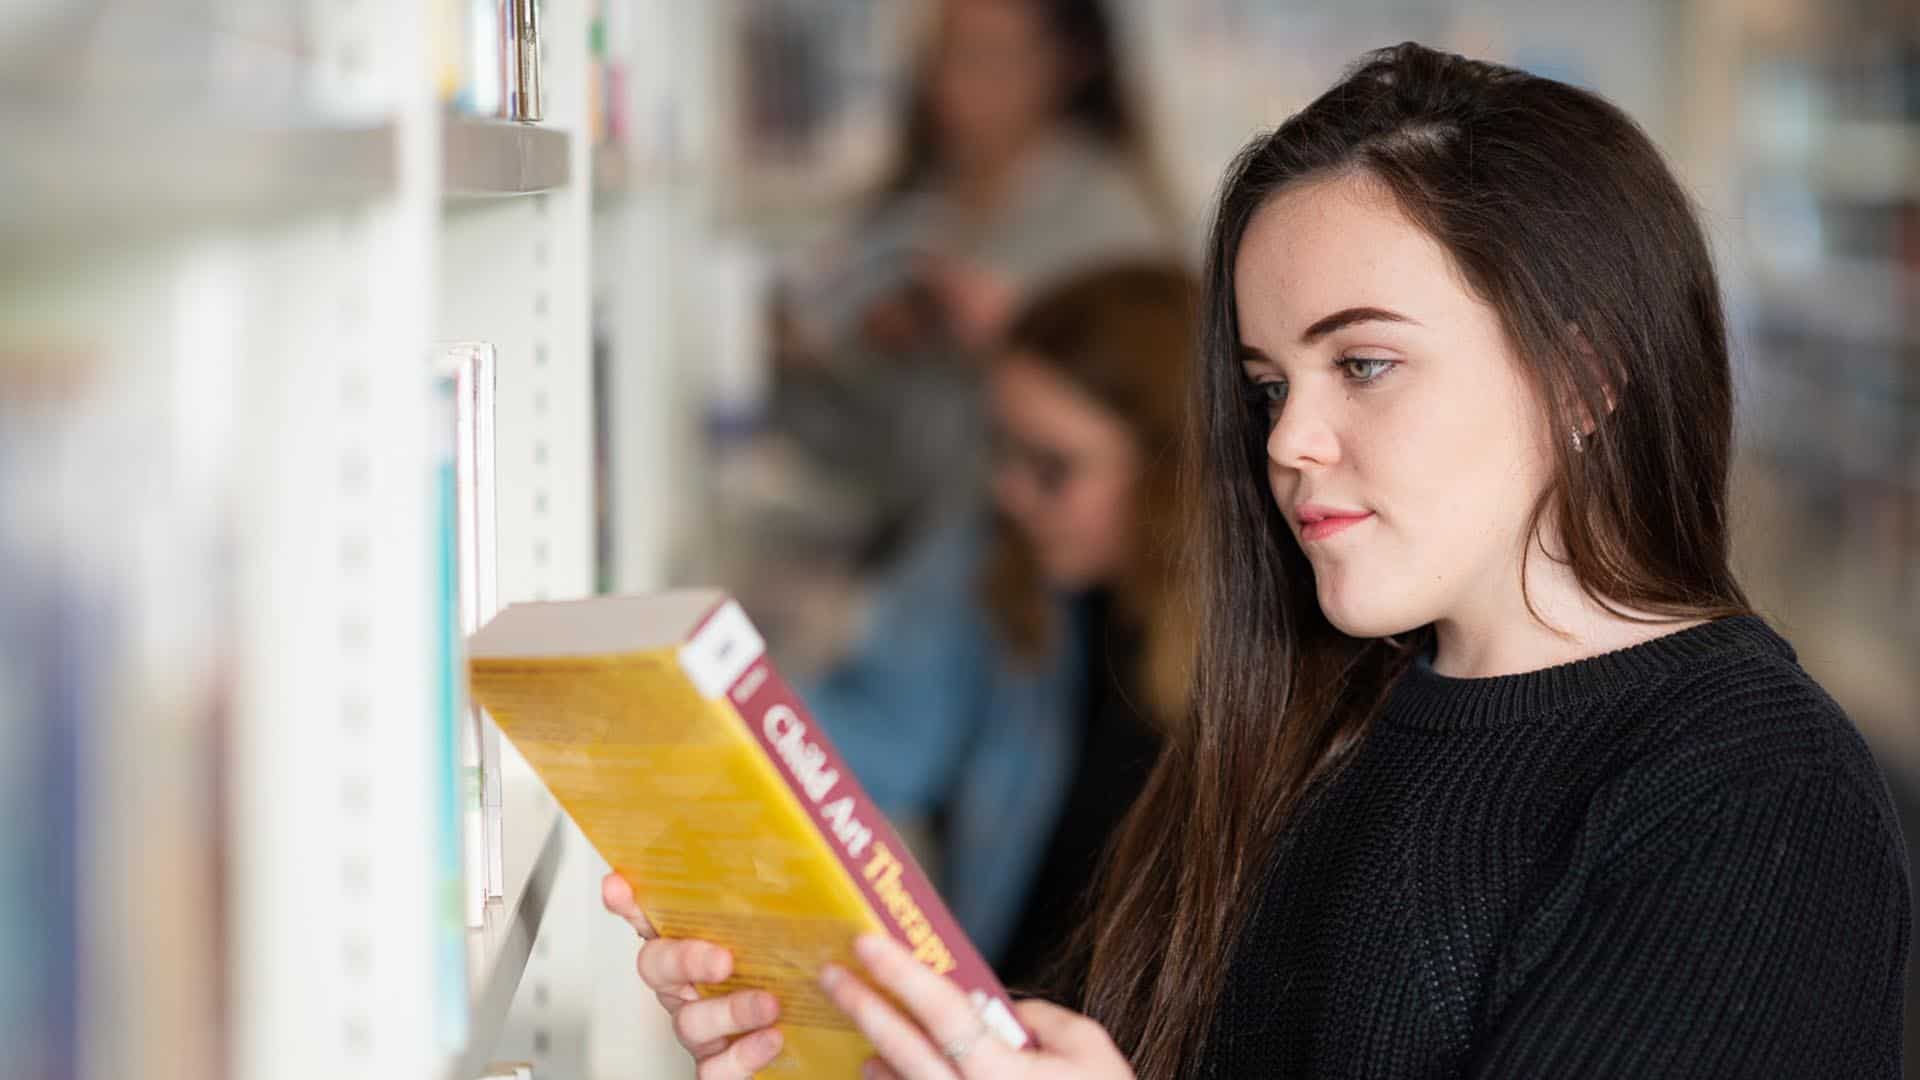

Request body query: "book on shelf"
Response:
[430, 358, 474, 1051]
[467, 591, 1031, 1075]
[434, 341, 504, 927]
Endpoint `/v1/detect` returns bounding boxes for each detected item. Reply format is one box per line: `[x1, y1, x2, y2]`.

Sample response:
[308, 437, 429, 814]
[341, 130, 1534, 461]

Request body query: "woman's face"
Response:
[931, 0, 1072, 169]
[989, 353, 1139, 590]
[1234, 172, 1555, 639]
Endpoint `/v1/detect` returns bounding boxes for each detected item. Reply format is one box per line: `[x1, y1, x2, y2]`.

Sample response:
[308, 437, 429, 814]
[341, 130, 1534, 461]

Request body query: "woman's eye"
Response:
[1245, 380, 1288, 409]
[1339, 356, 1396, 382]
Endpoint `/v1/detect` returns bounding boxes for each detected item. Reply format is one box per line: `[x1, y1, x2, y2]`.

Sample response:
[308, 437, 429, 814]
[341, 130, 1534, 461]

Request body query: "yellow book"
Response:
[468, 591, 1029, 1076]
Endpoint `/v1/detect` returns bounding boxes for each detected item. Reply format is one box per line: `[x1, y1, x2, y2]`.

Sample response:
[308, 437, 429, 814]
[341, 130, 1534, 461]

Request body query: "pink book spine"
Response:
[684, 599, 1032, 1051]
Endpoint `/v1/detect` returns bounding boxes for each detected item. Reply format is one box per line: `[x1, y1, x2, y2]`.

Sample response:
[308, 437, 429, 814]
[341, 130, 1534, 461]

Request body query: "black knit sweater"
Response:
[1201, 616, 1911, 1078]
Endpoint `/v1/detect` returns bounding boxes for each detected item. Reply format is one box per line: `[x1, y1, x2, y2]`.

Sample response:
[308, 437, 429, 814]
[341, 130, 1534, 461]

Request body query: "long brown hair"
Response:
[881, 0, 1179, 228]
[1078, 44, 1754, 1075]
[981, 261, 1199, 725]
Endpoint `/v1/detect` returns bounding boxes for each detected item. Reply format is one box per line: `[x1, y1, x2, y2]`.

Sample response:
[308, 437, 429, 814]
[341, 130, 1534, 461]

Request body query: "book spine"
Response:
[449, 348, 485, 927]
[430, 374, 472, 1049]
[471, 346, 505, 902]
[680, 601, 1030, 1052]
[440, 341, 503, 910]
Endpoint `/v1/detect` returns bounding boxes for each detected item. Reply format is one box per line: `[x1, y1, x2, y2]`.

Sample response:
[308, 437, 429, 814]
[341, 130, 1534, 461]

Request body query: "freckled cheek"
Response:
[1367, 412, 1491, 559]
[1351, 398, 1448, 514]
[1406, 403, 1533, 542]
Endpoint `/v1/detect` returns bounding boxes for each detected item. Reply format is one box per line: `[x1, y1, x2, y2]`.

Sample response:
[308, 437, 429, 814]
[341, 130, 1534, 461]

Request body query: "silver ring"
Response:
[940, 1023, 990, 1063]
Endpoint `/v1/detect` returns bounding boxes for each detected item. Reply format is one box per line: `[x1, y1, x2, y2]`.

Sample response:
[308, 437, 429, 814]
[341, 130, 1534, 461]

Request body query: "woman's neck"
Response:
[1428, 539, 1706, 679]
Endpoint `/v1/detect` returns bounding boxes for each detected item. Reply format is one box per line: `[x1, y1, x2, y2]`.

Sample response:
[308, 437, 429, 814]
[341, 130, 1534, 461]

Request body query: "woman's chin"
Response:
[1037, 555, 1102, 592]
[1316, 586, 1423, 641]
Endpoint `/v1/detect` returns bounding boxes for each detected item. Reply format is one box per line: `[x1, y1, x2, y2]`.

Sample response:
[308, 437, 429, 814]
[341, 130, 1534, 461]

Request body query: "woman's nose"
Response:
[1265, 393, 1341, 471]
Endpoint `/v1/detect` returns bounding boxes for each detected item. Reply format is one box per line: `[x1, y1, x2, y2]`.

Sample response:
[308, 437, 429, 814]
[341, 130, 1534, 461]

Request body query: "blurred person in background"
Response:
[611, 44, 1909, 1080]
[751, 0, 1180, 638]
[798, 262, 1198, 998]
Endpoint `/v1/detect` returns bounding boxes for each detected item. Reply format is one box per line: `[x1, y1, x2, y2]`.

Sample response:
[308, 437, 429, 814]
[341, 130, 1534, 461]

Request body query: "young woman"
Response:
[608, 44, 1913, 1079]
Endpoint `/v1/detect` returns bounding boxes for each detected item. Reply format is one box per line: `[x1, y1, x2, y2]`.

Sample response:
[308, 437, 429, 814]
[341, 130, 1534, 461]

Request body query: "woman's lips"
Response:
[1300, 512, 1373, 542]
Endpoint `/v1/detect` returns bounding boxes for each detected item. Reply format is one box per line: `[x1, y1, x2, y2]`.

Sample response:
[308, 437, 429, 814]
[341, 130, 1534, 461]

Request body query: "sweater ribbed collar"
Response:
[1383, 615, 1792, 732]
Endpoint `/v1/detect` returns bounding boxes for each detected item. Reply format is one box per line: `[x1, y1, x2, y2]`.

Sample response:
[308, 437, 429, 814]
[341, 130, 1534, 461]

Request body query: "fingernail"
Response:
[705, 946, 731, 982]
[818, 963, 845, 990]
[750, 991, 779, 1025]
[854, 934, 888, 961]
[862, 1061, 884, 1080]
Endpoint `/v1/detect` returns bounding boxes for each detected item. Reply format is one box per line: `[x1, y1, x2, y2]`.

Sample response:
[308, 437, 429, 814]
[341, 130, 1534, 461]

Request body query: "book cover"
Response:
[467, 591, 1030, 1075]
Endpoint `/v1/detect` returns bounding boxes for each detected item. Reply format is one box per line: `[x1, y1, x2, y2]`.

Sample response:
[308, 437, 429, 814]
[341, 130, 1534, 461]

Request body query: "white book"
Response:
[437, 342, 503, 923]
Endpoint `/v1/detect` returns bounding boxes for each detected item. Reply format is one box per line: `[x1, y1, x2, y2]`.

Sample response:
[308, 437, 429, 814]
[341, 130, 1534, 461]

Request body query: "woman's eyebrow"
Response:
[1299, 306, 1419, 343]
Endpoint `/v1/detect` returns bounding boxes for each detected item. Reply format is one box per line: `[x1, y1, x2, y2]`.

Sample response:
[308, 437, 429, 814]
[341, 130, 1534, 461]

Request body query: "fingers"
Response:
[819, 962, 956, 1080]
[637, 937, 732, 994]
[1014, 998, 1117, 1056]
[693, 1028, 785, 1080]
[862, 1061, 905, 1080]
[600, 872, 655, 938]
[606, 878, 782, 1077]
[673, 989, 780, 1049]
[851, 935, 1017, 1068]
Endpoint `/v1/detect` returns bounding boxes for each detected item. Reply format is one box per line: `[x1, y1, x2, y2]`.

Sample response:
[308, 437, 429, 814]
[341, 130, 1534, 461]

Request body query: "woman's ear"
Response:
[1564, 325, 1622, 439]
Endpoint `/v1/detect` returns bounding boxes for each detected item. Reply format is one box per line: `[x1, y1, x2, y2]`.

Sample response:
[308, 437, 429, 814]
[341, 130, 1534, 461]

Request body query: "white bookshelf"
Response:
[436, 0, 599, 1074]
[584, 2, 718, 1075]
[0, 114, 400, 249]
[2, 0, 661, 1076]
[458, 805, 565, 1080]
[201, 4, 444, 1079]
[444, 117, 574, 198]
[593, 0, 721, 605]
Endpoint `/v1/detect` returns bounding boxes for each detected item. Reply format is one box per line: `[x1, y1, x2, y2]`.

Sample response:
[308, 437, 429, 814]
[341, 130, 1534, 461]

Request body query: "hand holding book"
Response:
[473, 592, 1040, 1073]
[818, 933, 1136, 1080]
[601, 872, 788, 1075]
[604, 870, 1136, 1080]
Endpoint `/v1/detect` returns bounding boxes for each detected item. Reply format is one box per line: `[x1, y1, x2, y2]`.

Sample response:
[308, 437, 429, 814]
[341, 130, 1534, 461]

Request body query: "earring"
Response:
[1570, 427, 1585, 453]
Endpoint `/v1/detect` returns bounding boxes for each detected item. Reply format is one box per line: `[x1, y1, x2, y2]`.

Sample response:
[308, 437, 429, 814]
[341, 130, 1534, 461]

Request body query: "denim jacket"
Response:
[799, 517, 1087, 964]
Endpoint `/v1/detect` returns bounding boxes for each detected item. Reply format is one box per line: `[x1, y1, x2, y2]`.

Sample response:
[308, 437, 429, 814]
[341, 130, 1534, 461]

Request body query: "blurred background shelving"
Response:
[1713, 0, 1920, 783]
